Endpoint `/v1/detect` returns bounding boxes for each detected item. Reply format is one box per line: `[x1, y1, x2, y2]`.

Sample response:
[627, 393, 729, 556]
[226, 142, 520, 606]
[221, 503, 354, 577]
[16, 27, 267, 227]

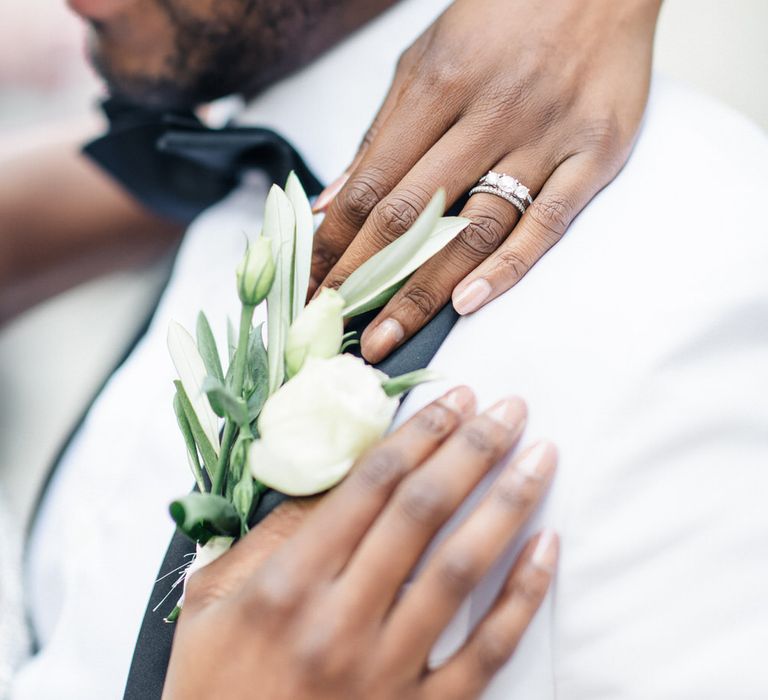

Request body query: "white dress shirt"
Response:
[16, 0, 768, 697]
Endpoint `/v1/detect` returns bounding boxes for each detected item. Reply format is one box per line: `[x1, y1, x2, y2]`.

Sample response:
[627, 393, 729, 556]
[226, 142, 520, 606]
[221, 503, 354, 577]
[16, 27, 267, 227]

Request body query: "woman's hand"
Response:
[311, 0, 661, 362]
[164, 387, 558, 699]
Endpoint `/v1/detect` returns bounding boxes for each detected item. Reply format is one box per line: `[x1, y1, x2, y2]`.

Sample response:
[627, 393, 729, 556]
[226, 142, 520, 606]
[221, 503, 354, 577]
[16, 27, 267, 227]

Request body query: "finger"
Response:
[338, 396, 528, 620]
[360, 152, 552, 363]
[382, 442, 557, 671]
[318, 123, 506, 297]
[424, 531, 558, 698]
[310, 93, 455, 288]
[451, 153, 607, 315]
[237, 386, 475, 602]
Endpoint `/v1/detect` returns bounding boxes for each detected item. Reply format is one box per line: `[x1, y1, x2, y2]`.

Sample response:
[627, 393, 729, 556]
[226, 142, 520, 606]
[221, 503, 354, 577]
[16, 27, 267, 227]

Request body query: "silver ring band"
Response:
[468, 184, 527, 215]
[469, 171, 533, 214]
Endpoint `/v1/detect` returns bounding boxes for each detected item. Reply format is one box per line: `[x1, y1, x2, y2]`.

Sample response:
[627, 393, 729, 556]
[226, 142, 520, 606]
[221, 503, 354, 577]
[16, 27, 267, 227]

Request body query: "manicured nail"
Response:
[531, 529, 559, 574]
[515, 441, 557, 480]
[362, 318, 404, 362]
[439, 386, 476, 415]
[485, 396, 527, 431]
[453, 278, 492, 315]
[312, 172, 349, 213]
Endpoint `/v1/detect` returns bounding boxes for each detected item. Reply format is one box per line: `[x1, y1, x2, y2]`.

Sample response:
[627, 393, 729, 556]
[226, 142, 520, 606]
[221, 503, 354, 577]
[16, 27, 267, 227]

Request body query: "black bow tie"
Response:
[84, 97, 324, 222]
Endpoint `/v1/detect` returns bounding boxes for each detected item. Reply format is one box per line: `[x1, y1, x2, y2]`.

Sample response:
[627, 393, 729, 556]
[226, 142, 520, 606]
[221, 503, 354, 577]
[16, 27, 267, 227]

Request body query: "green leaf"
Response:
[202, 376, 249, 426]
[172, 391, 207, 492]
[285, 172, 315, 322]
[246, 323, 269, 418]
[381, 368, 441, 397]
[174, 380, 218, 480]
[340, 195, 470, 317]
[265, 185, 297, 394]
[196, 311, 224, 383]
[342, 279, 407, 318]
[169, 493, 240, 544]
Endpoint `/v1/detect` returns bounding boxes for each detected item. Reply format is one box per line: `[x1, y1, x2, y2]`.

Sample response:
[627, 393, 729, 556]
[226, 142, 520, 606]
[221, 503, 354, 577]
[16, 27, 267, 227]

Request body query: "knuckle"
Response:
[413, 403, 456, 437]
[475, 629, 512, 675]
[397, 478, 451, 527]
[510, 567, 550, 604]
[246, 568, 300, 619]
[583, 116, 621, 154]
[311, 243, 340, 274]
[460, 419, 501, 455]
[526, 194, 573, 243]
[401, 283, 440, 319]
[493, 476, 539, 513]
[183, 569, 227, 610]
[396, 46, 416, 73]
[371, 191, 426, 243]
[458, 214, 508, 258]
[356, 447, 408, 491]
[296, 632, 333, 673]
[492, 248, 529, 283]
[422, 57, 464, 93]
[336, 170, 389, 227]
[295, 619, 358, 682]
[436, 549, 479, 597]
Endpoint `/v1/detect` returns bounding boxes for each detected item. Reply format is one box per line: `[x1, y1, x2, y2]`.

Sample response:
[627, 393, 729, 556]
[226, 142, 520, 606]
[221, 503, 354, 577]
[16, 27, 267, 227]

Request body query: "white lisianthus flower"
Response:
[284, 288, 344, 378]
[236, 236, 275, 307]
[248, 354, 398, 496]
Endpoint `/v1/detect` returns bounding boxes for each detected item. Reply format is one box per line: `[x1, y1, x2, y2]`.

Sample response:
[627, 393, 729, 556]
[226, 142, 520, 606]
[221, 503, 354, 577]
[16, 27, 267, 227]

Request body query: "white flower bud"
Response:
[284, 288, 344, 378]
[236, 237, 275, 306]
[248, 355, 398, 495]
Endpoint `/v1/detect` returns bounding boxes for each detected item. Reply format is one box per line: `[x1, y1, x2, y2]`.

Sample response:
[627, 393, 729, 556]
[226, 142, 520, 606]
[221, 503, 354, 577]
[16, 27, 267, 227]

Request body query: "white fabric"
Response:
[16, 0, 768, 696]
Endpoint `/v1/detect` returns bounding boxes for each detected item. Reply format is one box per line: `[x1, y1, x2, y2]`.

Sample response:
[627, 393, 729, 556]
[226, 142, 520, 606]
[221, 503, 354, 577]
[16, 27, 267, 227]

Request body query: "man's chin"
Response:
[87, 36, 199, 110]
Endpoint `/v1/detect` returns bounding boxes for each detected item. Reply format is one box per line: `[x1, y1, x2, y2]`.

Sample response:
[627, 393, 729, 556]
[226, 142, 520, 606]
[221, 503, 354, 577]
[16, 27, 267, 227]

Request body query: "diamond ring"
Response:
[468, 171, 533, 215]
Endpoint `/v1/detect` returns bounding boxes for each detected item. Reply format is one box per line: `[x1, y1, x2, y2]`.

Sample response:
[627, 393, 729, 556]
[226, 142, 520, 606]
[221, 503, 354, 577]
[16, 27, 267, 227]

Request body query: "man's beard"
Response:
[87, 26, 254, 110]
[86, 0, 398, 110]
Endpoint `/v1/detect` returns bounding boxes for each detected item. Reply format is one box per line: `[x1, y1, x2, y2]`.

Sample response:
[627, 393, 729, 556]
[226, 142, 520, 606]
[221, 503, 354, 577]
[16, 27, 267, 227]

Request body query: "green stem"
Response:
[212, 304, 255, 495]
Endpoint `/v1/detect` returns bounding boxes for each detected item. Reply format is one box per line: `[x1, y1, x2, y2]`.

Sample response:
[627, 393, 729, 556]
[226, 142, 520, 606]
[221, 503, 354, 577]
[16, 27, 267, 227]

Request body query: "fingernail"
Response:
[439, 386, 476, 415]
[453, 278, 492, 315]
[515, 441, 557, 480]
[362, 318, 404, 362]
[312, 172, 349, 213]
[531, 529, 559, 574]
[485, 396, 527, 431]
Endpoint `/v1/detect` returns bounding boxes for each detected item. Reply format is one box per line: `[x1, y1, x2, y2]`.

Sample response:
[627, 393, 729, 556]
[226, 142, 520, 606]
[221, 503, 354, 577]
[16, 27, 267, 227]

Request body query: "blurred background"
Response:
[1, 0, 767, 529]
